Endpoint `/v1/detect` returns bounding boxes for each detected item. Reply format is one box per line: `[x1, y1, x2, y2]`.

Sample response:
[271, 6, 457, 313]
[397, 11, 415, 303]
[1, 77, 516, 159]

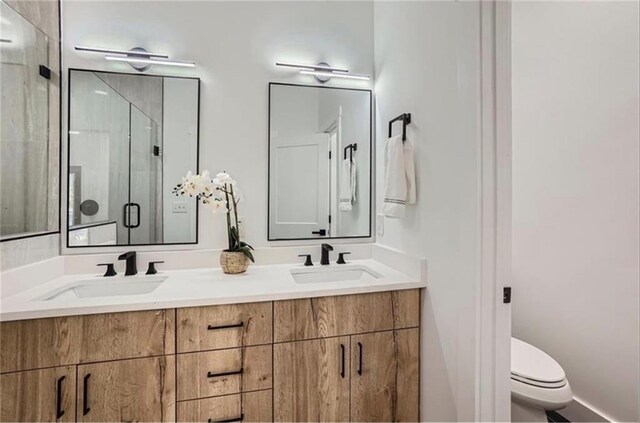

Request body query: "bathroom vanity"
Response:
[0, 256, 424, 423]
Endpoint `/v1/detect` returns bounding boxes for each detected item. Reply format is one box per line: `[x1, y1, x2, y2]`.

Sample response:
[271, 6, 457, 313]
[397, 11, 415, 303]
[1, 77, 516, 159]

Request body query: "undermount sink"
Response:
[290, 265, 382, 284]
[37, 275, 168, 301]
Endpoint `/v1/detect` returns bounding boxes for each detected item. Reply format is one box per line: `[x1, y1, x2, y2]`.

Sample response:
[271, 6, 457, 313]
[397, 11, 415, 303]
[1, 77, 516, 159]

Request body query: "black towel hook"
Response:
[343, 143, 357, 160]
[388, 113, 412, 141]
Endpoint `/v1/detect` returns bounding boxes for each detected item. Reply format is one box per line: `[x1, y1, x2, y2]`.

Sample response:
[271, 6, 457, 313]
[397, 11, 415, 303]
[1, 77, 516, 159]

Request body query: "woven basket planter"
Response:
[220, 251, 250, 274]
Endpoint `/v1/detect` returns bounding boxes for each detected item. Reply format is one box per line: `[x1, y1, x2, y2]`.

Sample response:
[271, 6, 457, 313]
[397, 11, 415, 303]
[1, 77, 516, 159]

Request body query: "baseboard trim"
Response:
[560, 397, 613, 423]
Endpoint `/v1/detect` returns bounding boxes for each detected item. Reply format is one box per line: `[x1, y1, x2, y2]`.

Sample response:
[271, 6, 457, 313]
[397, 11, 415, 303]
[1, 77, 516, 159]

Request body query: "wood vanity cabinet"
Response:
[273, 290, 421, 422]
[0, 288, 421, 423]
[0, 309, 175, 423]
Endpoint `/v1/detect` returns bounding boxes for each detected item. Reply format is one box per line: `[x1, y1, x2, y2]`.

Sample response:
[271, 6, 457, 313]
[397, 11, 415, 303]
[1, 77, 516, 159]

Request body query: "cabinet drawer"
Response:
[177, 345, 272, 401]
[177, 390, 273, 423]
[1, 309, 175, 373]
[177, 302, 272, 352]
[274, 289, 420, 342]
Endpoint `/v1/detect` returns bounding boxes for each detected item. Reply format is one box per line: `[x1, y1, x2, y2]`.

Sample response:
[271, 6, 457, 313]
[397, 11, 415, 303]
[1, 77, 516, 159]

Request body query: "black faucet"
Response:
[118, 251, 137, 276]
[320, 243, 334, 265]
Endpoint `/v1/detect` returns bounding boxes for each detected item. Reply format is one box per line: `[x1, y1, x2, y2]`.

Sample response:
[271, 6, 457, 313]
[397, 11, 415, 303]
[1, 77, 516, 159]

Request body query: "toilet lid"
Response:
[511, 338, 566, 384]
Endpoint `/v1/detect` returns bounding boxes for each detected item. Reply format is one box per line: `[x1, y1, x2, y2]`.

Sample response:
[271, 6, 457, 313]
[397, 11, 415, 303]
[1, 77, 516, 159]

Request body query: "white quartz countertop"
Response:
[0, 259, 425, 322]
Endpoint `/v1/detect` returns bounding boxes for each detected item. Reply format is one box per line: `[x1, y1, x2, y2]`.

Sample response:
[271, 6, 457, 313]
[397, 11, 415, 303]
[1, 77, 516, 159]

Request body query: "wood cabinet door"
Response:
[77, 356, 175, 422]
[274, 337, 350, 422]
[0, 366, 76, 422]
[350, 329, 419, 422]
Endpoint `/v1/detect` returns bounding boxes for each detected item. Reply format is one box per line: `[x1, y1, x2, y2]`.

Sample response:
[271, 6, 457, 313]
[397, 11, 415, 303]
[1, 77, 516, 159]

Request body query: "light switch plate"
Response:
[377, 213, 384, 236]
[172, 202, 188, 213]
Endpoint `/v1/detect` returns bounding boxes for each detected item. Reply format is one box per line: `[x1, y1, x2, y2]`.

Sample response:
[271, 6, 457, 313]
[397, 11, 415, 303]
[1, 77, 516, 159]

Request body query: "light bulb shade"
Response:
[299, 70, 370, 81]
[275, 62, 349, 73]
[75, 46, 169, 58]
[105, 55, 196, 68]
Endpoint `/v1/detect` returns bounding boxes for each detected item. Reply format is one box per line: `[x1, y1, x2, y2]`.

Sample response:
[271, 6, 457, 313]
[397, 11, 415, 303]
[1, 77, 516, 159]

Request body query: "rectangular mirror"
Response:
[0, 2, 57, 240]
[268, 83, 372, 240]
[67, 69, 199, 247]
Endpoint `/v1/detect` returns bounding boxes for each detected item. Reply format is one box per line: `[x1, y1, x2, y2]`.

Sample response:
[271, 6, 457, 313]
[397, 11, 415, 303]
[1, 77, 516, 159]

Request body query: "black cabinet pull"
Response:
[207, 369, 243, 378]
[55, 376, 65, 419]
[82, 373, 91, 416]
[208, 414, 244, 423]
[207, 322, 244, 331]
[340, 344, 345, 378]
[357, 342, 363, 375]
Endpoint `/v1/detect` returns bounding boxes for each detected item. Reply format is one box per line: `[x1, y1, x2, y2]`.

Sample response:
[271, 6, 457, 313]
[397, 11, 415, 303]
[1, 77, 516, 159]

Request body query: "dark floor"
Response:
[547, 410, 571, 422]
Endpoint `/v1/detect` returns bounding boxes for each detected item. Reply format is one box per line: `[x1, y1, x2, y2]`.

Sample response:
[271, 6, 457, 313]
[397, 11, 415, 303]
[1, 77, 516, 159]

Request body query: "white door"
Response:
[269, 133, 330, 239]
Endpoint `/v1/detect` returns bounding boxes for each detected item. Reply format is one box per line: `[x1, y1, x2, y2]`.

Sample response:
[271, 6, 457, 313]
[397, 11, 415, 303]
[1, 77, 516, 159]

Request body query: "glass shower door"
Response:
[129, 105, 162, 245]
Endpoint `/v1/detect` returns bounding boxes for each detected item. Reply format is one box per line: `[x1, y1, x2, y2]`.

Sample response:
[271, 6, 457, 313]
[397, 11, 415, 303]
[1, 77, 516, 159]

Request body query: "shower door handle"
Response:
[123, 203, 131, 228]
[130, 203, 141, 228]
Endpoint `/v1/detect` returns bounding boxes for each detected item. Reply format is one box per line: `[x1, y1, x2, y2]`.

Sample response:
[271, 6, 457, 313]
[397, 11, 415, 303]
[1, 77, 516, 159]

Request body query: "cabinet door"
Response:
[351, 329, 419, 422]
[77, 356, 175, 422]
[0, 366, 76, 422]
[274, 337, 350, 422]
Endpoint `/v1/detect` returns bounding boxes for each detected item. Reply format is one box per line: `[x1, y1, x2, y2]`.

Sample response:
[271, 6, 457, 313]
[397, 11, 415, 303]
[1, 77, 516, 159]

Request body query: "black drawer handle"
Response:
[340, 344, 345, 378]
[82, 373, 91, 416]
[56, 376, 65, 419]
[207, 369, 243, 378]
[207, 322, 244, 331]
[208, 414, 244, 423]
[357, 342, 363, 376]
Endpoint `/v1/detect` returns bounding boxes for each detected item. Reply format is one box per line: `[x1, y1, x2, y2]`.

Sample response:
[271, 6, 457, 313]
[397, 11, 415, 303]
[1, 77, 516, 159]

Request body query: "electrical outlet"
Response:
[377, 213, 384, 236]
[172, 202, 188, 213]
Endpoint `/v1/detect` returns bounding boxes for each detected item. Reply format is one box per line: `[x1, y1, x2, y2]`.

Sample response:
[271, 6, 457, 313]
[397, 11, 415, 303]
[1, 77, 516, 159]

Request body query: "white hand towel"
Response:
[350, 156, 357, 204]
[339, 157, 353, 211]
[383, 135, 416, 218]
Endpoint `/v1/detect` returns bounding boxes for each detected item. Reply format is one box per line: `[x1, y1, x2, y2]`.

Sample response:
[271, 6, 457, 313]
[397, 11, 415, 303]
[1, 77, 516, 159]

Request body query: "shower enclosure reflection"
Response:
[0, 2, 55, 240]
[67, 69, 199, 247]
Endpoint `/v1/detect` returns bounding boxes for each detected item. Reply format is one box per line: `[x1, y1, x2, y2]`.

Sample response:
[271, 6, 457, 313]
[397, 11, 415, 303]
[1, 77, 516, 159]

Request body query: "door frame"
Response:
[477, 1, 512, 421]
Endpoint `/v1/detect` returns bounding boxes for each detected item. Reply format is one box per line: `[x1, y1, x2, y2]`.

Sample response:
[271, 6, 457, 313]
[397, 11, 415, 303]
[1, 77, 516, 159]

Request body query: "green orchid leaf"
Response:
[239, 246, 255, 263]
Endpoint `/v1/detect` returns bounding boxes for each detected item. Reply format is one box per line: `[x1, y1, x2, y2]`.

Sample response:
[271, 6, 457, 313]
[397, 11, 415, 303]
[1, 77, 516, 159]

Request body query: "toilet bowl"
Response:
[511, 337, 573, 422]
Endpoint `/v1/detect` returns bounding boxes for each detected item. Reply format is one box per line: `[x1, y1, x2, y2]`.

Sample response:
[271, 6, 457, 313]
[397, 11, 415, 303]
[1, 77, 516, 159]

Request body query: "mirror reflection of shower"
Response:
[67, 70, 199, 247]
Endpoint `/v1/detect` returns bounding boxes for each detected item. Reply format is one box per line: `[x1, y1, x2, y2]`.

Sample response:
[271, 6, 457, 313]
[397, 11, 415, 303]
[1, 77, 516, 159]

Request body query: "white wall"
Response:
[62, 0, 373, 250]
[374, 2, 482, 421]
[162, 77, 198, 244]
[512, 2, 640, 422]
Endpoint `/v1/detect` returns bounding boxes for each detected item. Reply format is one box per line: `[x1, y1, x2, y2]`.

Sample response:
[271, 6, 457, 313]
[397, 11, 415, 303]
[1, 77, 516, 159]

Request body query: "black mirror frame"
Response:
[65, 68, 201, 248]
[267, 82, 373, 242]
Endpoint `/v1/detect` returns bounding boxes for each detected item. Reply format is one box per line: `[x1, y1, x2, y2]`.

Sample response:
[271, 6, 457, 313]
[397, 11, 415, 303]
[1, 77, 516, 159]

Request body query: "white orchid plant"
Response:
[173, 171, 254, 262]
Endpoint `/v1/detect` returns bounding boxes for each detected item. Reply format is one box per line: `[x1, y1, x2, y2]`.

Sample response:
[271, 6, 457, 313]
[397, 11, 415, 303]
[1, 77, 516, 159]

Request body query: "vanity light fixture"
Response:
[74, 46, 196, 71]
[104, 55, 196, 68]
[299, 70, 370, 81]
[275, 61, 370, 82]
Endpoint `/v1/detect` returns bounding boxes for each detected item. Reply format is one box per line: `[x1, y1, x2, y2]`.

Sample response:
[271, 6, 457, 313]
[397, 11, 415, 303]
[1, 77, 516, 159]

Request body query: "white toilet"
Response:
[511, 337, 573, 422]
